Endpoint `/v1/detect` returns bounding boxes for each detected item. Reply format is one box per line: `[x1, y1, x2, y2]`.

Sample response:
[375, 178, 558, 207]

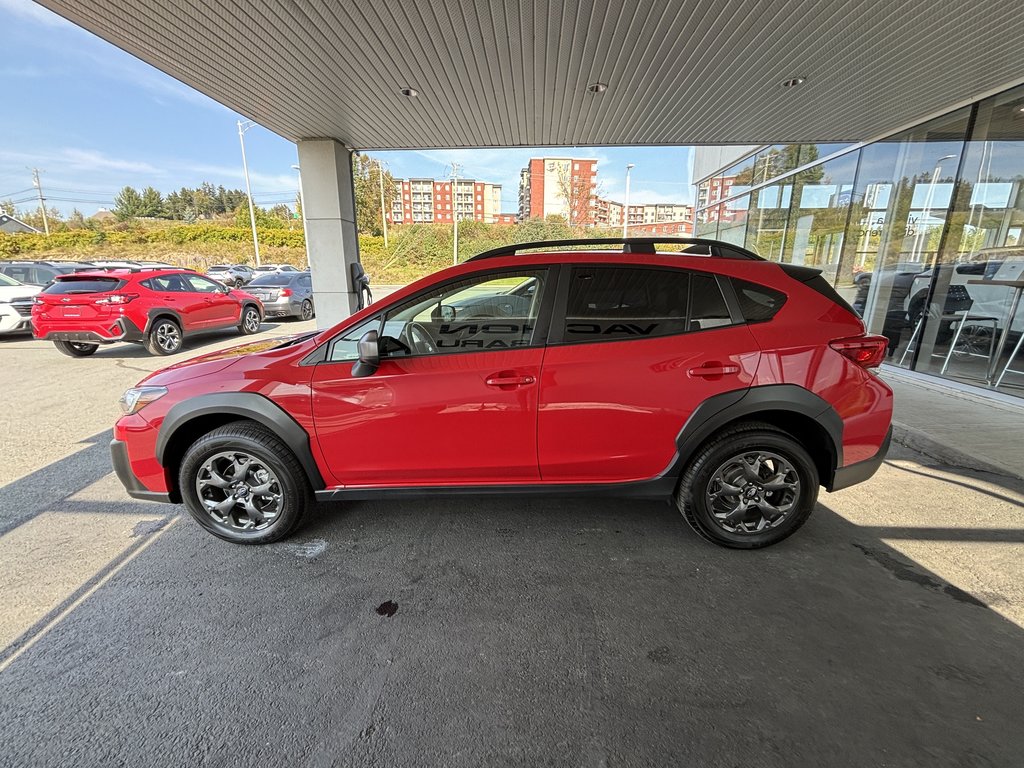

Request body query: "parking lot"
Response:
[2, 323, 1024, 767]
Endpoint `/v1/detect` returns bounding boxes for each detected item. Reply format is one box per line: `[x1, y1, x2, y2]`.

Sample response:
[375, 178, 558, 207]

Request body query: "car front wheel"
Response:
[675, 422, 819, 549]
[178, 421, 311, 544]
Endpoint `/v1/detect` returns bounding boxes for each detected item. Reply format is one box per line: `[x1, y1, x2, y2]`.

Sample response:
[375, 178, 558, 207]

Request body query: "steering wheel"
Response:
[407, 322, 437, 354]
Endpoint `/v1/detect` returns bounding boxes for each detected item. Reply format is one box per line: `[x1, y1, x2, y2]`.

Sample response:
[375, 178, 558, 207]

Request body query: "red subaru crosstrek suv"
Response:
[32, 267, 264, 356]
[111, 239, 893, 549]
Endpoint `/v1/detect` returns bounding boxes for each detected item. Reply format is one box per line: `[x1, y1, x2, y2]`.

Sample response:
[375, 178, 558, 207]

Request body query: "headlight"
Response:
[118, 386, 168, 415]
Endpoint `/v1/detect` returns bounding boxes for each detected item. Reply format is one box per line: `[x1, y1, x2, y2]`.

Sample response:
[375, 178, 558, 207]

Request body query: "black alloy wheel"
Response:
[676, 422, 819, 549]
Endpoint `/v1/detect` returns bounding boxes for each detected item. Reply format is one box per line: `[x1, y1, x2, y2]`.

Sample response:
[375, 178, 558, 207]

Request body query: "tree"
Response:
[0, 199, 15, 216]
[67, 209, 86, 228]
[352, 154, 396, 235]
[113, 186, 144, 220]
[140, 187, 163, 218]
[555, 162, 599, 227]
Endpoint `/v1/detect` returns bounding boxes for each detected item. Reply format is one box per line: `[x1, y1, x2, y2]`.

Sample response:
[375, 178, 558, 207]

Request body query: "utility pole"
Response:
[622, 163, 635, 239]
[378, 160, 389, 249]
[237, 120, 262, 266]
[31, 168, 50, 236]
[451, 162, 461, 265]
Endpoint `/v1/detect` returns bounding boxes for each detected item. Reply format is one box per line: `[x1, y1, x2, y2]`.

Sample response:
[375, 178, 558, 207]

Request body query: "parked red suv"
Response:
[32, 268, 264, 356]
[111, 239, 893, 549]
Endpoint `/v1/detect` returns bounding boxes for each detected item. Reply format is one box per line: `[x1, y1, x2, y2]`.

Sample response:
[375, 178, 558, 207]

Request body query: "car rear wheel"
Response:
[675, 422, 819, 549]
[299, 299, 314, 321]
[145, 318, 183, 355]
[238, 305, 261, 335]
[178, 421, 311, 544]
[53, 340, 99, 357]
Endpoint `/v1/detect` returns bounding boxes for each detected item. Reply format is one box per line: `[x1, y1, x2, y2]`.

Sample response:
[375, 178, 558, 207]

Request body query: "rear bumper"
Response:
[110, 438, 173, 503]
[828, 426, 892, 492]
[35, 317, 144, 344]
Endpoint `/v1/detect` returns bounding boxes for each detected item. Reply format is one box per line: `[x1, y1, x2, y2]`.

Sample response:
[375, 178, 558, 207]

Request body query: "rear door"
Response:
[310, 268, 554, 486]
[537, 265, 762, 483]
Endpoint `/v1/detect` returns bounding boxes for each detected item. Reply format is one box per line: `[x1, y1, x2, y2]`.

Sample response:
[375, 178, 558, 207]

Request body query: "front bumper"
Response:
[110, 438, 173, 503]
[828, 426, 893, 492]
[0, 310, 31, 335]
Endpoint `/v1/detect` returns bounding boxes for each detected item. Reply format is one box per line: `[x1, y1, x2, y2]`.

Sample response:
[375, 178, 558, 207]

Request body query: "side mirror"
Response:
[352, 329, 380, 378]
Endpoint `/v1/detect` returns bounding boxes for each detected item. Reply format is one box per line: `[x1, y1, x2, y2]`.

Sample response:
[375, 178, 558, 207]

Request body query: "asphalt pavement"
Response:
[2, 321, 1023, 767]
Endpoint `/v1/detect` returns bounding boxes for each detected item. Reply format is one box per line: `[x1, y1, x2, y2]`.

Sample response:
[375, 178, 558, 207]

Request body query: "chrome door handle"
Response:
[485, 375, 536, 387]
[688, 364, 740, 378]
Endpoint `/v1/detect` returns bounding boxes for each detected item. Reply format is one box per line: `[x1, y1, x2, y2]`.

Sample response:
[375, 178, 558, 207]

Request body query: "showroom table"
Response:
[967, 278, 1024, 387]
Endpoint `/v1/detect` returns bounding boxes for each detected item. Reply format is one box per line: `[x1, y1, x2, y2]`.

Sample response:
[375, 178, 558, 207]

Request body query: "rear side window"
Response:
[43, 276, 124, 294]
[731, 278, 787, 323]
[562, 267, 689, 342]
[142, 275, 188, 292]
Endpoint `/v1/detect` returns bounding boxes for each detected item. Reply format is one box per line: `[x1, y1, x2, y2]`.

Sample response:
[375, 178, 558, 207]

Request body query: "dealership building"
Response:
[692, 82, 1024, 400]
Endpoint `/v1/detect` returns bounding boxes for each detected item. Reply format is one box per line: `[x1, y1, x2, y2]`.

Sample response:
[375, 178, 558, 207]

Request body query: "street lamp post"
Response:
[378, 160, 389, 249]
[237, 120, 262, 267]
[451, 162, 461, 265]
[911, 154, 956, 262]
[622, 163, 635, 239]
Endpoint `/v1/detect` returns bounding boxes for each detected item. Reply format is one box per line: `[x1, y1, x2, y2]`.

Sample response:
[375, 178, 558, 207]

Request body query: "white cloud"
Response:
[0, 0, 71, 27]
[61, 148, 159, 175]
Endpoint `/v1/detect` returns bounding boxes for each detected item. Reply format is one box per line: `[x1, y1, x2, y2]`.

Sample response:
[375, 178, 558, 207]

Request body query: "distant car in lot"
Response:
[110, 237, 893, 550]
[0, 260, 97, 286]
[206, 264, 255, 287]
[253, 263, 301, 275]
[245, 272, 315, 320]
[0, 272, 41, 335]
[32, 267, 264, 357]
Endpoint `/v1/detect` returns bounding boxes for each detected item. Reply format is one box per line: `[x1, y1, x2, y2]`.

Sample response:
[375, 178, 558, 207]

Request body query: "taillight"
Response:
[95, 293, 139, 305]
[279, 288, 292, 297]
[830, 335, 888, 369]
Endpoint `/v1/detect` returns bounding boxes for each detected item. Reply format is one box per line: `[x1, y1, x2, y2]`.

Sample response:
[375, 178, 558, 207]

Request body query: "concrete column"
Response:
[297, 138, 360, 328]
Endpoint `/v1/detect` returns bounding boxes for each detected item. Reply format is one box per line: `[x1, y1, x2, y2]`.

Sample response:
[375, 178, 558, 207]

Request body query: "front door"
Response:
[183, 274, 238, 327]
[311, 268, 553, 487]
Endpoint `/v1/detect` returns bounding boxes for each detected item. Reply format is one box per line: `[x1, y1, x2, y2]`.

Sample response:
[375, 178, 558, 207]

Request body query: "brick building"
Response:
[391, 178, 504, 224]
[517, 157, 598, 225]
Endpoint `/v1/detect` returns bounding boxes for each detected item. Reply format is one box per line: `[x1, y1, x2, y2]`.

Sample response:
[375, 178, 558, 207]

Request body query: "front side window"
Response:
[185, 274, 223, 293]
[381, 270, 548, 356]
[328, 317, 380, 362]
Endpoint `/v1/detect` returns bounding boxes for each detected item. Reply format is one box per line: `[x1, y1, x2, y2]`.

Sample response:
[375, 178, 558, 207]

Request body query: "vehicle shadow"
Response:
[86, 321, 299, 359]
[1, 450, 1023, 766]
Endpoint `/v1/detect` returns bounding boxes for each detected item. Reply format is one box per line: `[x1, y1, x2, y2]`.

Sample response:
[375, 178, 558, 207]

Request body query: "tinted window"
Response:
[43, 276, 124, 294]
[731, 279, 787, 322]
[185, 275, 223, 293]
[249, 275, 292, 286]
[143, 274, 189, 292]
[382, 271, 547, 356]
[299, 275, 312, 288]
[689, 273, 733, 329]
[561, 267, 691, 342]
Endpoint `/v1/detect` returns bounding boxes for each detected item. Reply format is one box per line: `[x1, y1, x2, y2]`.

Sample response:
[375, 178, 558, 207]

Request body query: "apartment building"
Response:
[517, 157, 598, 225]
[392, 178, 504, 224]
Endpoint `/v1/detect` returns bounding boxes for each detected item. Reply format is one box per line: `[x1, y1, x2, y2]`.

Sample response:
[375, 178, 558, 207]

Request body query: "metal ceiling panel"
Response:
[36, 0, 1024, 148]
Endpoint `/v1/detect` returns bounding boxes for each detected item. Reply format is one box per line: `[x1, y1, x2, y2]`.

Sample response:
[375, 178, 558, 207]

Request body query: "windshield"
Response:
[208, 265, 230, 271]
[0, 273, 20, 287]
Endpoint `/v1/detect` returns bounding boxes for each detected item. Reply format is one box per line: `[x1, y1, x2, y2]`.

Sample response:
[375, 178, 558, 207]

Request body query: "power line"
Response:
[0, 187, 36, 199]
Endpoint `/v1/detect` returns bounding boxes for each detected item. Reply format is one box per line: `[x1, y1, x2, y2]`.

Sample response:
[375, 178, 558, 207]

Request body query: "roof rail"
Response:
[467, 237, 764, 262]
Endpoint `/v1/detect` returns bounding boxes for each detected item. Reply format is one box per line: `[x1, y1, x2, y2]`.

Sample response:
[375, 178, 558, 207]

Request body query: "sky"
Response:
[0, 0, 695, 217]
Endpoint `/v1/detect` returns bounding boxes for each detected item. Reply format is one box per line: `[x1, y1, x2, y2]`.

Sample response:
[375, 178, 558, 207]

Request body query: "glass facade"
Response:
[693, 83, 1024, 398]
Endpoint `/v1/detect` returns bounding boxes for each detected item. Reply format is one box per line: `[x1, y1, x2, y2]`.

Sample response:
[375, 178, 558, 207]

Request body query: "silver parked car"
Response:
[244, 271, 315, 320]
[206, 264, 255, 287]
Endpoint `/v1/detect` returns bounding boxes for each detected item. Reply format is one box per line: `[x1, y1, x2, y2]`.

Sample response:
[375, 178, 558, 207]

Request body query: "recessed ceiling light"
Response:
[587, 82, 608, 94]
[399, 87, 419, 98]
[781, 77, 806, 88]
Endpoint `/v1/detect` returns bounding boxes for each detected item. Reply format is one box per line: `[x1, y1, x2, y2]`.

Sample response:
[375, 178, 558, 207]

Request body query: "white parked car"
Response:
[0, 272, 41, 335]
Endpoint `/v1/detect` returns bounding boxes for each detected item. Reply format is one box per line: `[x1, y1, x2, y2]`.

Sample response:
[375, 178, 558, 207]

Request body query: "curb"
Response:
[890, 420, 1023, 481]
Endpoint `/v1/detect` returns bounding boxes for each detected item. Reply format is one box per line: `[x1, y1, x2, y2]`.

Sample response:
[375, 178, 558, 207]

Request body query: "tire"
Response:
[145, 317, 183, 355]
[178, 420, 312, 544]
[299, 299, 314, 321]
[675, 422, 819, 549]
[238, 305, 262, 335]
[53, 340, 99, 357]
